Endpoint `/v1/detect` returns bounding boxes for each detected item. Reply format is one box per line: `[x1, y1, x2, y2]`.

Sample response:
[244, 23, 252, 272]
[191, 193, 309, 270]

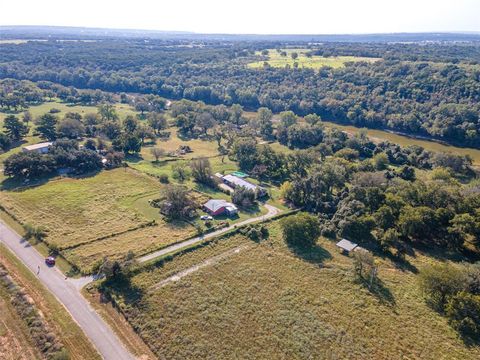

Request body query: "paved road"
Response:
[139, 203, 280, 263]
[0, 221, 135, 360]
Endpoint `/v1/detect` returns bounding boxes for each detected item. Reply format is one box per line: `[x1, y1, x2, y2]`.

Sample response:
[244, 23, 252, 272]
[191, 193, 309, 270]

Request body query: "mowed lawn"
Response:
[110, 223, 480, 360]
[0, 168, 165, 249]
[248, 48, 379, 69]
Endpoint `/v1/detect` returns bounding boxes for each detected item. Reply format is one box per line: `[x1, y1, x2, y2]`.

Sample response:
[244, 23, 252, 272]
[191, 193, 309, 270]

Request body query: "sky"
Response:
[1, 0, 479, 34]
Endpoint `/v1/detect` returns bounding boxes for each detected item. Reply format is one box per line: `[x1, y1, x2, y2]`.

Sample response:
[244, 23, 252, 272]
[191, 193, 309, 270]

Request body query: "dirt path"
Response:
[149, 244, 250, 292]
[138, 203, 280, 264]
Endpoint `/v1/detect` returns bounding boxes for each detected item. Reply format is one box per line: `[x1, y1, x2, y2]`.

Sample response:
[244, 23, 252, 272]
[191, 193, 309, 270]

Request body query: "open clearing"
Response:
[108, 223, 480, 360]
[248, 48, 379, 69]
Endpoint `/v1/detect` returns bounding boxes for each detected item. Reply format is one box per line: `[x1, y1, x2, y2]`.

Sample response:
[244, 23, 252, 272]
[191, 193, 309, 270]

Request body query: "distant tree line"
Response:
[1, 41, 479, 147]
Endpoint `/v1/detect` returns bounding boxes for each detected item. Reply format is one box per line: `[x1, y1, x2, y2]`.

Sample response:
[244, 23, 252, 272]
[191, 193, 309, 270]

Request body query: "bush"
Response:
[158, 174, 169, 183]
[445, 292, 480, 340]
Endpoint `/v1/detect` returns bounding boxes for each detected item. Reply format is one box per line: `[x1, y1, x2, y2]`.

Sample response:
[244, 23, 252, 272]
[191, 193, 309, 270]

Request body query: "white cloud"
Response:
[0, 0, 478, 34]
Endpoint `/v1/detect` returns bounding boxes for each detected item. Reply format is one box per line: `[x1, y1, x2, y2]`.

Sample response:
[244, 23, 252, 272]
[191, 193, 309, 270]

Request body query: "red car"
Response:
[45, 256, 55, 266]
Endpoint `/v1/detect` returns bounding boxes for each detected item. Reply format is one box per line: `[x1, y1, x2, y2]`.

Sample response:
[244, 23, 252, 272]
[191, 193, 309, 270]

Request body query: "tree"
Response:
[123, 115, 138, 133]
[190, 157, 215, 186]
[353, 250, 378, 287]
[160, 185, 196, 219]
[280, 212, 320, 248]
[147, 112, 168, 135]
[3, 151, 56, 178]
[231, 138, 257, 171]
[304, 113, 321, 125]
[22, 110, 32, 125]
[135, 101, 149, 115]
[0, 133, 11, 151]
[372, 152, 389, 170]
[231, 187, 256, 208]
[279, 111, 297, 128]
[229, 104, 244, 126]
[84, 139, 97, 151]
[291, 52, 299, 60]
[419, 263, 467, 311]
[150, 147, 165, 162]
[97, 104, 118, 122]
[3, 115, 28, 141]
[57, 118, 85, 139]
[99, 121, 122, 140]
[398, 206, 437, 242]
[196, 112, 216, 135]
[172, 162, 191, 183]
[397, 165, 416, 181]
[279, 181, 293, 200]
[35, 113, 58, 141]
[104, 151, 125, 169]
[256, 107, 274, 139]
[116, 133, 141, 154]
[448, 213, 480, 248]
[135, 124, 155, 145]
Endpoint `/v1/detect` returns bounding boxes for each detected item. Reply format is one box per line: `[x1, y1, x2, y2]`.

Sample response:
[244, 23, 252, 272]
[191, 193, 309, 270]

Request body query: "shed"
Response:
[22, 142, 53, 154]
[336, 239, 358, 254]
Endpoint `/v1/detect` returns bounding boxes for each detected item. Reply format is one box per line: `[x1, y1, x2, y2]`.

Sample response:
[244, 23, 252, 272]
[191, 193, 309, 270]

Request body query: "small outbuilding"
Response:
[336, 238, 358, 254]
[22, 142, 53, 154]
[203, 199, 238, 217]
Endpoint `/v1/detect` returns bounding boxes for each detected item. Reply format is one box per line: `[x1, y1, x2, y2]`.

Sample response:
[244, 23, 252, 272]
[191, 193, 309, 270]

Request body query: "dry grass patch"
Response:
[0, 245, 100, 359]
[0, 293, 41, 360]
[109, 223, 480, 360]
[65, 221, 196, 273]
[0, 168, 163, 249]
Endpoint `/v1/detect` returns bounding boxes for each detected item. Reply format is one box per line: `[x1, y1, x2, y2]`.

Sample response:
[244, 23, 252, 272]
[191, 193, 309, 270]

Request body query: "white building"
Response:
[22, 142, 53, 154]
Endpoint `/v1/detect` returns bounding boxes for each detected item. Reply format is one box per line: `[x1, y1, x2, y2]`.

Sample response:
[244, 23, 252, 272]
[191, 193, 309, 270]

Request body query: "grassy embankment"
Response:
[0, 244, 100, 359]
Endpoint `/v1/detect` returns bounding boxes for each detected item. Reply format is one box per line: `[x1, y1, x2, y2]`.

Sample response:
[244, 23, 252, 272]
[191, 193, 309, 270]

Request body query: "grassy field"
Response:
[108, 222, 480, 360]
[64, 221, 196, 273]
[0, 168, 198, 272]
[0, 168, 163, 249]
[0, 244, 100, 359]
[0, 100, 136, 125]
[248, 48, 379, 69]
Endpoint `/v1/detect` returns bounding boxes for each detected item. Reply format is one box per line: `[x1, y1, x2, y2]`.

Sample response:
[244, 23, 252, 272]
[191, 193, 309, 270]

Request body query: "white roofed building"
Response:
[22, 142, 53, 154]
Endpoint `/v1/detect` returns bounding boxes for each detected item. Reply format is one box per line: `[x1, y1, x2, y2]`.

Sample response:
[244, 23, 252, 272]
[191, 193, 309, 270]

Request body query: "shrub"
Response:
[158, 174, 169, 183]
[445, 292, 480, 340]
